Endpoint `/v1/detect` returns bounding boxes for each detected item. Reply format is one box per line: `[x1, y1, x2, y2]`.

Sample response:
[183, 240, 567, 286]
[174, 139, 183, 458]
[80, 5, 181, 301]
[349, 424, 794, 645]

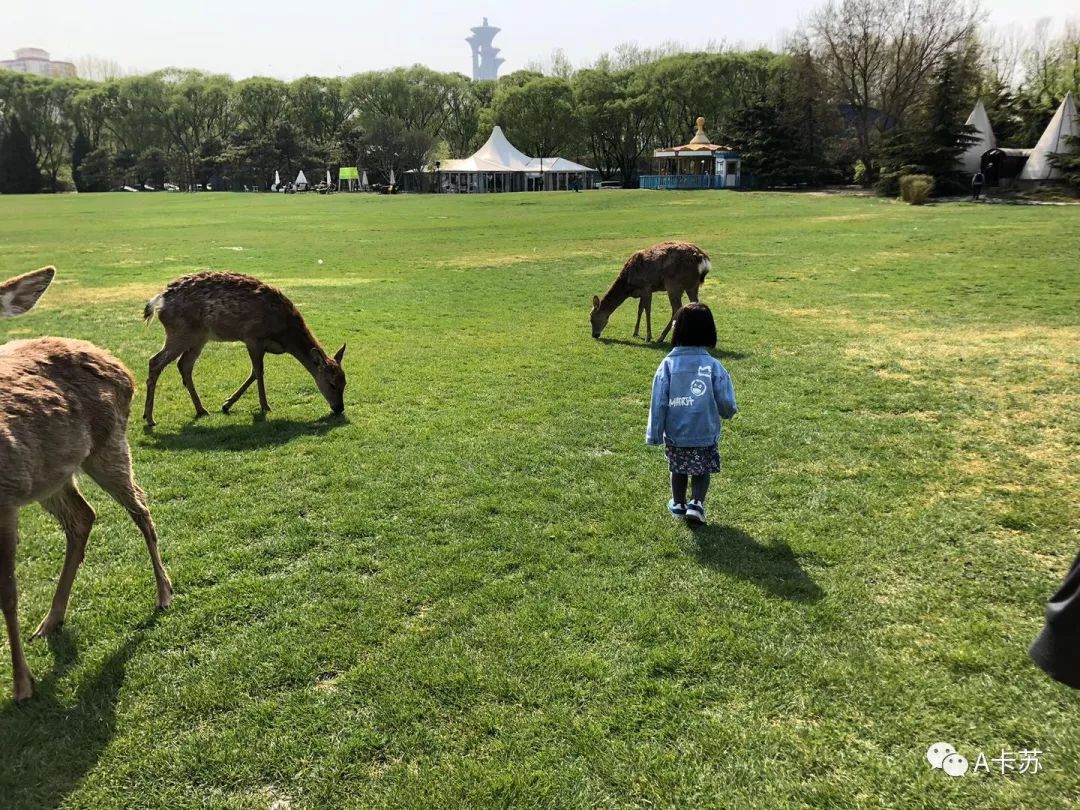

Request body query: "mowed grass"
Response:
[0, 189, 1077, 808]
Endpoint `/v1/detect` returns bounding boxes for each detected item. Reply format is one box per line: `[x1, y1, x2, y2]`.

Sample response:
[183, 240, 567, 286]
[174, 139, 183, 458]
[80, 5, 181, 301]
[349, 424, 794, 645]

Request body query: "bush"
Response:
[899, 174, 934, 205]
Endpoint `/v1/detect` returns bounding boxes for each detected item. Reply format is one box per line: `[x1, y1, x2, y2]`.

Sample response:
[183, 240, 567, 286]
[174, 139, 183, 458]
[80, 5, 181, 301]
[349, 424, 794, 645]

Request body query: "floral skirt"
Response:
[664, 443, 721, 475]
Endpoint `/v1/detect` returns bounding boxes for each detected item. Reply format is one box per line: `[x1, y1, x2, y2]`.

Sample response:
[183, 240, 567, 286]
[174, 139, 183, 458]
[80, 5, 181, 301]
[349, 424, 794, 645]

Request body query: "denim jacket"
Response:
[646, 347, 737, 447]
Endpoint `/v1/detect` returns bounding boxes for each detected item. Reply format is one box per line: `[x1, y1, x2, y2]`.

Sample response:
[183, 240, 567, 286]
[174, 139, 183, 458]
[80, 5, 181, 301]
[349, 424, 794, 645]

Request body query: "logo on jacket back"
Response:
[690, 378, 708, 397]
[697, 365, 712, 376]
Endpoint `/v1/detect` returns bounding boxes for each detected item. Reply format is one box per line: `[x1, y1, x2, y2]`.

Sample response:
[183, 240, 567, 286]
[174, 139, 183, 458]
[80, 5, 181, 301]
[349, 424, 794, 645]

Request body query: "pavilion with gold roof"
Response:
[640, 117, 742, 190]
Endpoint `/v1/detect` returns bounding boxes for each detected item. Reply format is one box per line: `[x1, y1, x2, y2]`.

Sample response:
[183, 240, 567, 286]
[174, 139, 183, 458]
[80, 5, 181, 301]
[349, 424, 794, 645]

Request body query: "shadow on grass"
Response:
[143, 412, 347, 451]
[598, 336, 748, 360]
[692, 525, 824, 602]
[0, 615, 157, 810]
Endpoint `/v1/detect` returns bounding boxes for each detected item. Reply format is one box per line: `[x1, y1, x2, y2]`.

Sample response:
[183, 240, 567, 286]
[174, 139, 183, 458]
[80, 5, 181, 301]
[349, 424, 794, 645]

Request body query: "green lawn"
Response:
[0, 190, 1077, 808]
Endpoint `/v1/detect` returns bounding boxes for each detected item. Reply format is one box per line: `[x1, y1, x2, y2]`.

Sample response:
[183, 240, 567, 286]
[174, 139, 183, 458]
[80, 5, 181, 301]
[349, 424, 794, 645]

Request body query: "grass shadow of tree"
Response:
[691, 525, 824, 602]
[0, 616, 156, 809]
[142, 413, 347, 452]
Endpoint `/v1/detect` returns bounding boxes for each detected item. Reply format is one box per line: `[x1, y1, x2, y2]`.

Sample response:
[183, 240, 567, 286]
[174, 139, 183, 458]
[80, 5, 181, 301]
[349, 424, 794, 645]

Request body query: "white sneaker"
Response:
[685, 500, 706, 525]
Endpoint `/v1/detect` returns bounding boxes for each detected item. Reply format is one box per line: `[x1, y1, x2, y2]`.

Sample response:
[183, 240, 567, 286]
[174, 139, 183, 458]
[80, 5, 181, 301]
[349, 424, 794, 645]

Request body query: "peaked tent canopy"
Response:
[958, 100, 996, 175]
[433, 126, 596, 192]
[1019, 92, 1078, 180]
[295, 170, 308, 187]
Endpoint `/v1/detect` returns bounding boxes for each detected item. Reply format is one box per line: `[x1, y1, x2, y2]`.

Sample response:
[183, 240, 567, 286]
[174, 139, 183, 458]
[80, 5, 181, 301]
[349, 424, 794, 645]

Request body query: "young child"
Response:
[646, 303, 737, 524]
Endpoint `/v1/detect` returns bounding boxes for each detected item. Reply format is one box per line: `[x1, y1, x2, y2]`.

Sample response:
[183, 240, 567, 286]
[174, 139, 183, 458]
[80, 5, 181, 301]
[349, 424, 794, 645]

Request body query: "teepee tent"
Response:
[326, 169, 332, 186]
[389, 169, 396, 185]
[361, 170, 369, 189]
[1019, 92, 1078, 180]
[274, 170, 281, 188]
[958, 100, 995, 175]
[295, 170, 309, 189]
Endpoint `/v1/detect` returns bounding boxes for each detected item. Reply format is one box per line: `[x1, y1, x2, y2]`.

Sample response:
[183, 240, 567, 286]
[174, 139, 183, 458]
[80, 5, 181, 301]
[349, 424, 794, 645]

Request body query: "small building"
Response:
[0, 47, 76, 78]
[431, 126, 596, 193]
[640, 117, 741, 190]
[981, 91, 1078, 187]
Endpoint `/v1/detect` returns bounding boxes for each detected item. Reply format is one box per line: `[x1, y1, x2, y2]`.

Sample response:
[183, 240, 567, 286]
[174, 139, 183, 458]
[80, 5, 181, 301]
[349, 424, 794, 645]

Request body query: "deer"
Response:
[590, 241, 711, 343]
[0, 267, 172, 702]
[141, 272, 347, 426]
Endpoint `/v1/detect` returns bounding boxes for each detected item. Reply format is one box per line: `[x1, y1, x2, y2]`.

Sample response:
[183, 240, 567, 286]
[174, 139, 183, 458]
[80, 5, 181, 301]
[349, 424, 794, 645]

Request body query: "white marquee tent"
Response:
[434, 126, 596, 192]
[1019, 91, 1078, 181]
[958, 100, 995, 175]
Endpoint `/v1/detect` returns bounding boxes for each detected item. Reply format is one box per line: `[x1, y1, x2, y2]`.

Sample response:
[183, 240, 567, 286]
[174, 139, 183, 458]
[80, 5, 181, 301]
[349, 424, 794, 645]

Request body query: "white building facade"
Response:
[1, 48, 77, 78]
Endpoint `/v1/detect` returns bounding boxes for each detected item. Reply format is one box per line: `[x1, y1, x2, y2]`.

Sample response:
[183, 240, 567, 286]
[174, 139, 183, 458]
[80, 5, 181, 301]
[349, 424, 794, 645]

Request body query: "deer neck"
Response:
[599, 277, 632, 314]
[284, 321, 327, 376]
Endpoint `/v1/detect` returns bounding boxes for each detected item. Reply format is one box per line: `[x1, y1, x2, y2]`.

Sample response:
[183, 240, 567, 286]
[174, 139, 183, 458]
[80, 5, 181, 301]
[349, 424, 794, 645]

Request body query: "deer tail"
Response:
[698, 255, 711, 283]
[143, 293, 164, 326]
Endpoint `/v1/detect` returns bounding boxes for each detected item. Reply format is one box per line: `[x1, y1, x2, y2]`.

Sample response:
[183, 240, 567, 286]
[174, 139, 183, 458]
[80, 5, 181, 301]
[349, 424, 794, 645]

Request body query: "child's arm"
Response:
[645, 361, 670, 446]
[713, 365, 738, 420]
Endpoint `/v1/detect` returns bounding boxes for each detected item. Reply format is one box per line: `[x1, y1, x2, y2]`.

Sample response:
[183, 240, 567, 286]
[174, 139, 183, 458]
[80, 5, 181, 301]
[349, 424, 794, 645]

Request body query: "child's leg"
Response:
[671, 473, 688, 504]
[690, 474, 711, 503]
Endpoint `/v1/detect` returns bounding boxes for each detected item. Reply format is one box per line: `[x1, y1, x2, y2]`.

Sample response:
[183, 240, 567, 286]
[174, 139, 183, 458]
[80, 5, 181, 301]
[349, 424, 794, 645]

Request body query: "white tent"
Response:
[1019, 92, 1078, 180]
[325, 169, 332, 186]
[361, 170, 369, 189]
[389, 169, 396, 185]
[295, 170, 308, 189]
[274, 170, 281, 188]
[957, 100, 995, 175]
[433, 126, 596, 192]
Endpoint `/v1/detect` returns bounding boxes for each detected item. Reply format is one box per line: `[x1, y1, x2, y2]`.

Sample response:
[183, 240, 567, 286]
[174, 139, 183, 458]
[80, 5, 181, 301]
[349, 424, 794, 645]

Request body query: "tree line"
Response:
[0, 0, 1077, 195]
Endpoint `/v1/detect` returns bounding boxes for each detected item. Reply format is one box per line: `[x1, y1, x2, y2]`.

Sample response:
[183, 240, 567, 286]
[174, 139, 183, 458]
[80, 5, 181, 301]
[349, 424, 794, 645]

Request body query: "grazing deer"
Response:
[142, 272, 347, 426]
[0, 269, 172, 703]
[590, 241, 711, 343]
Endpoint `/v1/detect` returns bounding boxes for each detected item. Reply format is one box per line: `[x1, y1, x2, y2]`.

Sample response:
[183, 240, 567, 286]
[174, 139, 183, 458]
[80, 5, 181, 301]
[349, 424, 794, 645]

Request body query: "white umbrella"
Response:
[389, 169, 396, 185]
[274, 170, 280, 186]
[326, 169, 332, 186]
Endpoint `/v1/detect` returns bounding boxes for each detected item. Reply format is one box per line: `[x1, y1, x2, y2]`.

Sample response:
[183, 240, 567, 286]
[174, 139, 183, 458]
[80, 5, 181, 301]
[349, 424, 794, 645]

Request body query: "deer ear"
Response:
[310, 347, 325, 367]
[591, 295, 600, 310]
[0, 265, 56, 318]
[333, 343, 346, 364]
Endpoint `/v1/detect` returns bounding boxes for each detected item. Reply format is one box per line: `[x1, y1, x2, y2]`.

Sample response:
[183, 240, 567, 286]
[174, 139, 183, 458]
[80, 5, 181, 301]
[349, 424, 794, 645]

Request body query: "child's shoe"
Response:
[668, 499, 687, 518]
[685, 500, 706, 525]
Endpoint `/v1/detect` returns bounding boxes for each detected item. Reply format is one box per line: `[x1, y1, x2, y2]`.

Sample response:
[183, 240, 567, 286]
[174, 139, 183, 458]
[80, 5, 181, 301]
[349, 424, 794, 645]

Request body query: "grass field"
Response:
[0, 189, 1077, 808]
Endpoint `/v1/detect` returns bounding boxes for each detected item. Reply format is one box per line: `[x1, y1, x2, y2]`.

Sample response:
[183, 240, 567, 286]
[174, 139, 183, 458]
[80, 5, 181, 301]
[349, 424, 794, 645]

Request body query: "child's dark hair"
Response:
[672, 302, 717, 347]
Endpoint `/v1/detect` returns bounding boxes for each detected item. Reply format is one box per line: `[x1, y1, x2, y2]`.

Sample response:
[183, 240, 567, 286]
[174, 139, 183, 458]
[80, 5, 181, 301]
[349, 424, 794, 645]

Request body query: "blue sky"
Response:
[4, 0, 1077, 79]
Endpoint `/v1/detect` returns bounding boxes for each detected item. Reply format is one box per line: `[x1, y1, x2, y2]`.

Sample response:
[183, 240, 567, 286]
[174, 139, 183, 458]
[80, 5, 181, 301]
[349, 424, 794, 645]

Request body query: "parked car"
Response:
[595, 180, 623, 189]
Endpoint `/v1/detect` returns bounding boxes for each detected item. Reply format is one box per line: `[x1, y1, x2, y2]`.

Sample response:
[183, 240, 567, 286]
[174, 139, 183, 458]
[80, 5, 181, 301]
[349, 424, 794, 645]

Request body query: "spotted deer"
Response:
[0, 267, 172, 703]
[590, 241, 711, 343]
[142, 272, 347, 426]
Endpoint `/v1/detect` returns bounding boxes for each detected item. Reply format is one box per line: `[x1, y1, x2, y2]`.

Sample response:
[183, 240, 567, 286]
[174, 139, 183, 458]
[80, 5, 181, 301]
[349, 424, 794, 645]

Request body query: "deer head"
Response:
[590, 295, 610, 339]
[310, 343, 347, 414]
[0, 266, 55, 318]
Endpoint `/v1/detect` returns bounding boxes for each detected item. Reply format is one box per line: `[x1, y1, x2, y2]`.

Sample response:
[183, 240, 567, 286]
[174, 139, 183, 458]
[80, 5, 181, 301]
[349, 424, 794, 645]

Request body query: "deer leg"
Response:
[83, 439, 172, 610]
[177, 341, 209, 418]
[656, 289, 684, 343]
[251, 348, 270, 413]
[144, 337, 190, 426]
[33, 480, 96, 638]
[0, 507, 33, 702]
[643, 294, 654, 342]
[633, 299, 645, 337]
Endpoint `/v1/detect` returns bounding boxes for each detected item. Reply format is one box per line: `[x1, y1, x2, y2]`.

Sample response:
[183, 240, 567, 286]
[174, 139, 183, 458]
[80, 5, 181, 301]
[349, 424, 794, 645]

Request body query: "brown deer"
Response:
[0, 269, 172, 703]
[590, 241, 711, 343]
[142, 272, 347, 426]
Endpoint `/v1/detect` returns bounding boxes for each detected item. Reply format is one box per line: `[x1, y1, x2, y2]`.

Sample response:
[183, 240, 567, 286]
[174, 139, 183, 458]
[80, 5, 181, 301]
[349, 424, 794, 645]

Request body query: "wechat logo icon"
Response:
[927, 742, 968, 777]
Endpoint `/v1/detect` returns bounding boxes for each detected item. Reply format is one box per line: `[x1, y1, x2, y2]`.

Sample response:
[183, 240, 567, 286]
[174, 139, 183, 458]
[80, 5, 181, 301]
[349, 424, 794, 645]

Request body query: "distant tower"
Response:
[466, 17, 504, 81]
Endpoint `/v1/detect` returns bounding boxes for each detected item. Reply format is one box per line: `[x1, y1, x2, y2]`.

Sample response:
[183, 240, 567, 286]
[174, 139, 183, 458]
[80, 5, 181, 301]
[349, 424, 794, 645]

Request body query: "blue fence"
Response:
[639, 175, 741, 190]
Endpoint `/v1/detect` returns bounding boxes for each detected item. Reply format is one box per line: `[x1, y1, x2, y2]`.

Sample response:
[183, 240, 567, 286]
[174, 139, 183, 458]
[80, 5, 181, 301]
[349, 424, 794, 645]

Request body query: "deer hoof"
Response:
[194, 408, 210, 418]
[221, 404, 232, 414]
[31, 615, 63, 639]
